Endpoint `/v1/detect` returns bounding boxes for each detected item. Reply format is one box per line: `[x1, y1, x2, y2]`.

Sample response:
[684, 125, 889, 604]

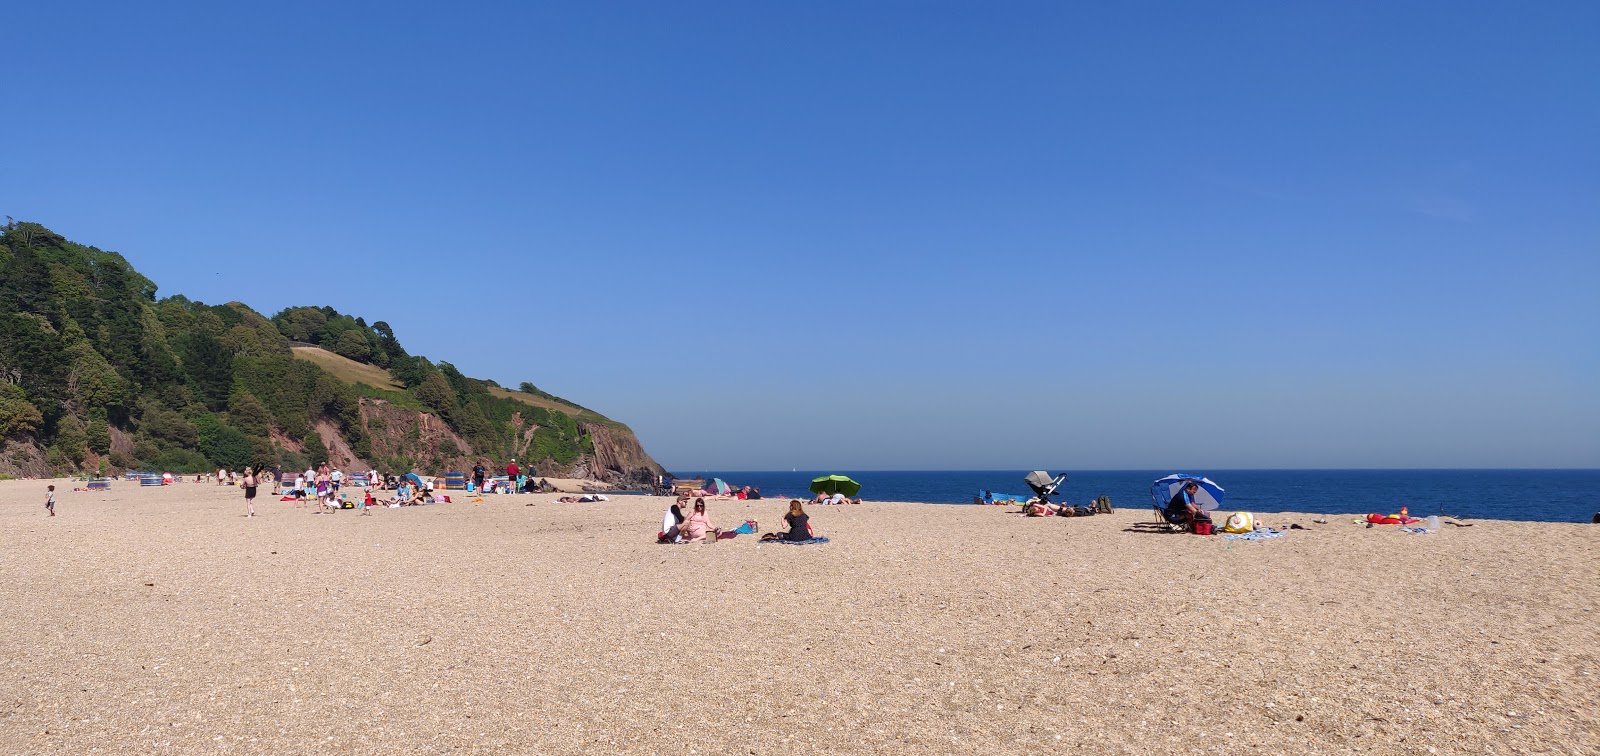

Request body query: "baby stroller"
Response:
[1023, 470, 1069, 513]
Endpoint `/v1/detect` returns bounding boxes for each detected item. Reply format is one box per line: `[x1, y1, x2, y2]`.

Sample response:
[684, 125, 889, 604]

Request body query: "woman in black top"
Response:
[761, 500, 813, 542]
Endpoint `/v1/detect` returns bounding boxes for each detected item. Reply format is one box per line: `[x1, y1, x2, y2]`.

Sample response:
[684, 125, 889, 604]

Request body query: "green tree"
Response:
[0, 383, 44, 436]
[331, 330, 371, 361]
[415, 371, 456, 413]
[227, 389, 272, 437]
[302, 431, 329, 467]
[180, 332, 234, 411]
[53, 413, 89, 467]
[195, 415, 251, 470]
[86, 407, 111, 454]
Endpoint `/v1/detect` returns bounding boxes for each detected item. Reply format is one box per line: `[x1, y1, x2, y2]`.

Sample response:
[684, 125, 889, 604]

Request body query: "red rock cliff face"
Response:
[577, 422, 664, 485]
[356, 398, 474, 472]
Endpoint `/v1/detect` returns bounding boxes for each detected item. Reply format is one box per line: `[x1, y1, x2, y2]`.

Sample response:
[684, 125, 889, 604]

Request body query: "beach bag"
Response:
[1223, 512, 1256, 534]
[1192, 521, 1213, 535]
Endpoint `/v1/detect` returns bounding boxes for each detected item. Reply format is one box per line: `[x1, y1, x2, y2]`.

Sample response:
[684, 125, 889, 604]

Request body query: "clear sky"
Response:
[5, 1, 1596, 470]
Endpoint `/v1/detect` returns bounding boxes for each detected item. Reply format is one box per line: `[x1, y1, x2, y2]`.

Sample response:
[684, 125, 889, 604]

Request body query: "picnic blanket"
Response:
[761, 536, 830, 546]
[1222, 527, 1285, 541]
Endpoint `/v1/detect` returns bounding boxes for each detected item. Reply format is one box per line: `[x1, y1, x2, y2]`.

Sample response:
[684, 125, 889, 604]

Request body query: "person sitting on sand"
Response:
[660, 502, 686, 543]
[1164, 481, 1208, 530]
[682, 498, 720, 542]
[390, 481, 413, 506]
[761, 500, 814, 542]
[811, 492, 829, 505]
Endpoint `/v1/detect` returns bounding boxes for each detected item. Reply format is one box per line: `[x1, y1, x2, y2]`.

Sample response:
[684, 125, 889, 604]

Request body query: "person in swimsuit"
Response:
[242, 467, 258, 518]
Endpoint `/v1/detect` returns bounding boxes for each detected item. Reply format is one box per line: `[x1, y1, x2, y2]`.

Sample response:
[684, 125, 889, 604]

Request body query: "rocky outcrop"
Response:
[0, 436, 47, 478]
[581, 422, 664, 486]
[357, 398, 472, 473]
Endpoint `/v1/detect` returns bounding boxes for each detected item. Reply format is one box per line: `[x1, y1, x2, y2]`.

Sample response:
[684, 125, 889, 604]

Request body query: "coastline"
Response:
[2, 479, 1595, 753]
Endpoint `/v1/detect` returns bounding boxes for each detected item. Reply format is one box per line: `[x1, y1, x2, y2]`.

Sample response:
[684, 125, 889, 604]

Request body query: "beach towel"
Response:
[762, 537, 830, 546]
[279, 496, 297, 501]
[1398, 527, 1432, 534]
[1222, 527, 1285, 541]
[710, 522, 757, 540]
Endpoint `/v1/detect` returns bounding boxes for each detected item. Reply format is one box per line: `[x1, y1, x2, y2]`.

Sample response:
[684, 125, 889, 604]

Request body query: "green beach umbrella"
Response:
[809, 474, 861, 498]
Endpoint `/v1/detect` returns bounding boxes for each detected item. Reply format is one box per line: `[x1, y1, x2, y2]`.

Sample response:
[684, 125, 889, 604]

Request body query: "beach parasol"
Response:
[1151, 474, 1225, 512]
[404, 472, 424, 488]
[809, 474, 861, 498]
[708, 478, 731, 496]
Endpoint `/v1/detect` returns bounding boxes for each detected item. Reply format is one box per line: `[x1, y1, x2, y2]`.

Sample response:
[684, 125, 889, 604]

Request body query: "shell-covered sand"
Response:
[2, 478, 1596, 754]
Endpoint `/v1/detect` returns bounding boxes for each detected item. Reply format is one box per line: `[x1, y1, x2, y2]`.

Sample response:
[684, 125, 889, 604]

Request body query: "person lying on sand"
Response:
[815, 493, 861, 505]
[1027, 499, 1067, 516]
[760, 500, 814, 542]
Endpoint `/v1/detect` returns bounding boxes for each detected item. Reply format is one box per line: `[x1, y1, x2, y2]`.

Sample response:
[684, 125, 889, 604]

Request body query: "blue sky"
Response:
[5, 1, 1596, 470]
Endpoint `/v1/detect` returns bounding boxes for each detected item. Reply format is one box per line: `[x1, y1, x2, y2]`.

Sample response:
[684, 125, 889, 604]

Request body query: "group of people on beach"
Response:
[658, 497, 818, 544]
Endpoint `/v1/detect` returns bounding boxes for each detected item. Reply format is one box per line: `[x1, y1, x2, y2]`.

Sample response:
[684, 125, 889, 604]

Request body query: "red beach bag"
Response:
[1192, 521, 1213, 535]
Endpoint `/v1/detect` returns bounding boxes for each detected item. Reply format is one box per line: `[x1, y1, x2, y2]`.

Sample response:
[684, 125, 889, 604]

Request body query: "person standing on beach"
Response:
[241, 467, 258, 518]
[506, 458, 519, 486]
[45, 484, 55, 516]
[472, 462, 486, 492]
[330, 467, 342, 494]
[315, 472, 332, 513]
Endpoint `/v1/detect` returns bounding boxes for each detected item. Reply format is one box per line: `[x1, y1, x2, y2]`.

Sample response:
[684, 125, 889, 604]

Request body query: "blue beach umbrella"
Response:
[404, 472, 424, 488]
[1151, 474, 1225, 512]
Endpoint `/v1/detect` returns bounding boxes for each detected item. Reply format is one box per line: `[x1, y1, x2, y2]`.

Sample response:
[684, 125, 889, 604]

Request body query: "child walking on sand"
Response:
[45, 484, 55, 516]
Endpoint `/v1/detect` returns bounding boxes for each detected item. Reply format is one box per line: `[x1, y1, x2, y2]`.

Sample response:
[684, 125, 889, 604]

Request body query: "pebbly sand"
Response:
[1, 478, 1596, 754]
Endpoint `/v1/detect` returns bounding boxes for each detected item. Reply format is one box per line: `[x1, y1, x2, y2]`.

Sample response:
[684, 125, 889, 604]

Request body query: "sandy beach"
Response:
[1, 477, 1595, 754]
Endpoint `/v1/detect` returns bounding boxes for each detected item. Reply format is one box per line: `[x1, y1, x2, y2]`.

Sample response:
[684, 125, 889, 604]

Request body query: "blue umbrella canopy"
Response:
[404, 472, 424, 488]
[1151, 474, 1225, 512]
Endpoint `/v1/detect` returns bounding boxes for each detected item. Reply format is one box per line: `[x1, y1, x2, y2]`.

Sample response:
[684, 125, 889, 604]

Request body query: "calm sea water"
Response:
[662, 470, 1600, 523]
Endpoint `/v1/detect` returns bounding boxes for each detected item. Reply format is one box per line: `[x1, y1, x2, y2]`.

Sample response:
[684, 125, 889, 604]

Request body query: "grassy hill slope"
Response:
[291, 346, 620, 426]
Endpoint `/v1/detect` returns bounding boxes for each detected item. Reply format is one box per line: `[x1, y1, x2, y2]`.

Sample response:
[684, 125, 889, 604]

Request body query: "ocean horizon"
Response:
[658, 469, 1600, 523]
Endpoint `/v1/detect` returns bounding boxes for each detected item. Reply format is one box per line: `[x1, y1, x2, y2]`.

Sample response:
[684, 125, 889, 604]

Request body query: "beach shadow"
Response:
[1124, 521, 1183, 534]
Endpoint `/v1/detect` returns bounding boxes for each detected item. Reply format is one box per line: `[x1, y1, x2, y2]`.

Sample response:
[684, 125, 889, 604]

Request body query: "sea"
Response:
[654, 470, 1600, 523]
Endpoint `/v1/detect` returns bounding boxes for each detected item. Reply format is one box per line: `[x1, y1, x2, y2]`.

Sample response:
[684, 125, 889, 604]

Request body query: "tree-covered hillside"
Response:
[0, 221, 659, 481]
